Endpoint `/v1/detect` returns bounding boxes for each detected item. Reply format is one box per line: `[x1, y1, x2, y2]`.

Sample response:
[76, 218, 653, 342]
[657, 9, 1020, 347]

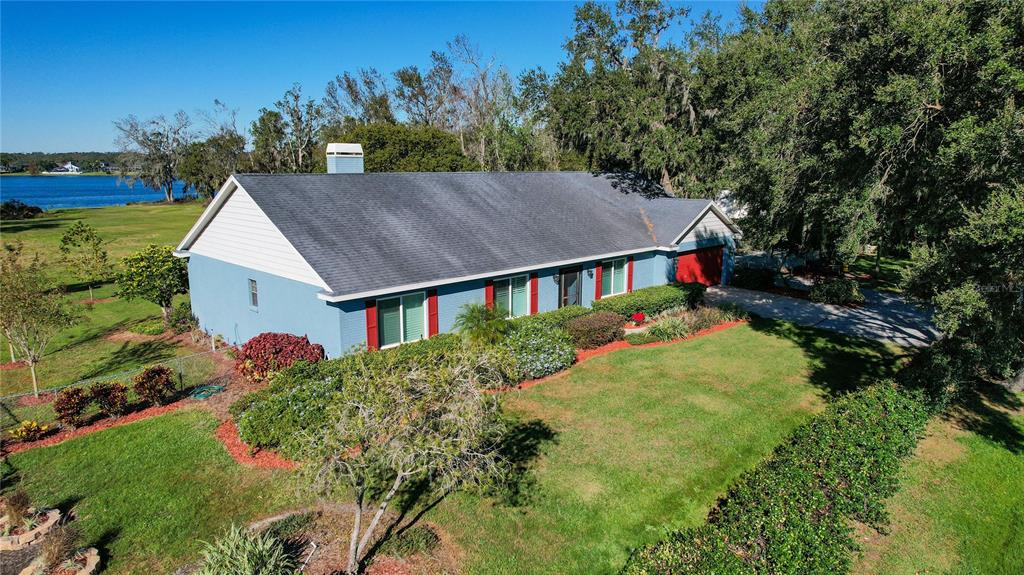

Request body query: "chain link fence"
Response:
[0, 350, 231, 431]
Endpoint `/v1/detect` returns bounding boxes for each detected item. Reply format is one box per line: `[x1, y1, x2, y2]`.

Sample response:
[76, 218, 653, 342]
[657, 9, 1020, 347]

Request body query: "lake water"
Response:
[0, 176, 192, 209]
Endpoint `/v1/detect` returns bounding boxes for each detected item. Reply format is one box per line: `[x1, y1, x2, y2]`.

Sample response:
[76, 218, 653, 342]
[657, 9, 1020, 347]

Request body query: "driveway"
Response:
[706, 286, 939, 348]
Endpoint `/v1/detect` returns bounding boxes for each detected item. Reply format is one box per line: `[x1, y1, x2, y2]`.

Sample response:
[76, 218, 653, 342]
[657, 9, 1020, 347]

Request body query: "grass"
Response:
[849, 254, 911, 293]
[854, 387, 1024, 575]
[429, 319, 902, 574]
[2, 409, 300, 575]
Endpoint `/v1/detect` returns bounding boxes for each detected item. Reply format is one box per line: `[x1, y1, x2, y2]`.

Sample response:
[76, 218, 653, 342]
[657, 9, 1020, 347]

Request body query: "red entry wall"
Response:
[675, 246, 724, 286]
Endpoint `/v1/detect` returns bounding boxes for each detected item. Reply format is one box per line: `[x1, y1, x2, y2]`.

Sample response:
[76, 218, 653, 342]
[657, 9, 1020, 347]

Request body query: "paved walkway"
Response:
[706, 286, 939, 348]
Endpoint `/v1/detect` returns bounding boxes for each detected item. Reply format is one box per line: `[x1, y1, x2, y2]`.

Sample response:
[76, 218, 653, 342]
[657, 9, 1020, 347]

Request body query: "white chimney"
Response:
[326, 143, 364, 174]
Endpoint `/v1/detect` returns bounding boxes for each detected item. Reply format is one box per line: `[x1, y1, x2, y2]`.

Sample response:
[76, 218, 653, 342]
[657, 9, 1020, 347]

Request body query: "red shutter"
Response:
[594, 262, 603, 300]
[427, 289, 439, 337]
[484, 279, 494, 309]
[365, 299, 378, 350]
[627, 256, 634, 292]
[529, 273, 539, 315]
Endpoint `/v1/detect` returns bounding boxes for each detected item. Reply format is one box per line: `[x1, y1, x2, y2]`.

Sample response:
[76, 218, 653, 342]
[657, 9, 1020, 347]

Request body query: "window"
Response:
[377, 292, 426, 348]
[494, 275, 529, 318]
[600, 259, 627, 297]
[248, 279, 259, 309]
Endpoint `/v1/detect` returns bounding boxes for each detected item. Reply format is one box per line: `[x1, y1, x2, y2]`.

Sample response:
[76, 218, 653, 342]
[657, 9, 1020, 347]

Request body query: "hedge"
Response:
[513, 305, 593, 330]
[501, 322, 576, 380]
[622, 383, 929, 575]
[592, 283, 705, 318]
[564, 311, 625, 349]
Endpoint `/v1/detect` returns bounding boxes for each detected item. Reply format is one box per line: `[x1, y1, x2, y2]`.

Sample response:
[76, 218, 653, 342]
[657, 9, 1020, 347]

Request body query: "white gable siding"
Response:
[680, 209, 732, 244]
[189, 186, 328, 289]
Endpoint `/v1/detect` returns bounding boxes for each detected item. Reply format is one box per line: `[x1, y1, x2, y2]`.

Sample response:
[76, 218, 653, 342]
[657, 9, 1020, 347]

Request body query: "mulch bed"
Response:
[0, 360, 28, 371]
[497, 319, 748, 393]
[2, 399, 194, 456]
[16, 392, 56, 407]
[214, 419, 297, 470]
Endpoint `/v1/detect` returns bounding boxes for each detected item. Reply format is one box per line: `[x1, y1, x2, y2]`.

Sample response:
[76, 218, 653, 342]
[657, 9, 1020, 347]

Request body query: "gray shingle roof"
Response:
[232, 172, 712, 297]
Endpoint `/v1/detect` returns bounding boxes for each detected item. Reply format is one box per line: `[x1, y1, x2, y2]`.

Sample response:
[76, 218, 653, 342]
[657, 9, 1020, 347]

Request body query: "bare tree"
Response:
[393, 51, 460, 130]
[324, 70, 396, 126]
[277, 84, 327, 172]
[114, 111, 192, 202]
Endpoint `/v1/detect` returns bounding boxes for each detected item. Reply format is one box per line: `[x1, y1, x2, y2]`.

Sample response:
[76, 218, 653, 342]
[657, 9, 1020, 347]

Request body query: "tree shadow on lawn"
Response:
[0, 214, 70, 234]
[361, 418, 557, 568]
[78, 340, 178, 380]
[947, 383, 1024, 454]
[747, 316, 905, 397]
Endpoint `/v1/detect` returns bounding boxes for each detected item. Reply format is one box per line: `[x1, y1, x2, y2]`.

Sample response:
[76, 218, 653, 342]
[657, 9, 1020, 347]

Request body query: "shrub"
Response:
[170, 301, 198, 334]
[731, 266, 776, 291]
[0, 199, 43, 220]
[378, 525, 441, 558]
[197, 524, 296, 575]
[53, 387, 91, 428]
[90, 381, 129, 418]
[7, 420, 49, 442]
[592, 283, 705, 318]
[645, 316, 691, 342]
[235, 332, 325, 383]
[2, 490, 32, 527]
[564, 311, 625, 349]
[39, 524, 80, 573]
[514, 305, 592, 331]
[630, 312, 646, 325]
[501, 322, 576, 380]
[129, 319, 165, 336]
[133, 365, 177, 406]
[453, 302, 510, 346]
[809, 276, 865, 305]
[622, 383, 929, 575]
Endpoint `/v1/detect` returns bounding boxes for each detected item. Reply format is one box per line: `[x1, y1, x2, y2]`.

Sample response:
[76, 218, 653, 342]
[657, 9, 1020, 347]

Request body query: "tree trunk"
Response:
[162, 306, 172, 326]
[29, 361, 39, 397]
[355, 473, 406, 567]
[7, 341, 15, 363]
[347, 492, 364, 575]
[88, 284, 95, 301]
[165, 184, 174, 203]
[660, 166, 675, 195]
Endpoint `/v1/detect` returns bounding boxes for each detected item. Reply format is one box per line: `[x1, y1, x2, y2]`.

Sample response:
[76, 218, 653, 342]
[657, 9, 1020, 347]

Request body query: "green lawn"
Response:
[854, 387, 1024, 575]
[849, 254, 911, 293]
[0, 202, 203, 399]
[430, 319, 902, 574]
[3, 409, 299, 575]
[2, 320, 902, 574]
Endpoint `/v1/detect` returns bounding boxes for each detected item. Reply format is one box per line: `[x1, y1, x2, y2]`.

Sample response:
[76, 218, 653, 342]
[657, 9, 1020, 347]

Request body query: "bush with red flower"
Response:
[235, 332, 325, 383]
[630, 312, 647, 326]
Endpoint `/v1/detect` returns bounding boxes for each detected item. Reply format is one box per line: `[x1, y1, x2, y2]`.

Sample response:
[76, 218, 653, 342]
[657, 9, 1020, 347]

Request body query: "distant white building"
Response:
[716, 189, 748, 220]
[45, 161, 82, 174]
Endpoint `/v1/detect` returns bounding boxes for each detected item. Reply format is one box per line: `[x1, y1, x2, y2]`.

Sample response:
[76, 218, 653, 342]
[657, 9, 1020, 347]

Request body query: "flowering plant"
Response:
[630, 312, 646, 326]
[8, 420, 49, 442]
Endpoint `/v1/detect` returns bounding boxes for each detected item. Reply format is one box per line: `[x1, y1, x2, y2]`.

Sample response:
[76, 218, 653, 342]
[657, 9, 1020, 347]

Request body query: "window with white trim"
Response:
[377, 292, 426, 348]
[248, 279, 259, 309]
[494, 275, 529, 318]
[600, 259, 627, 297]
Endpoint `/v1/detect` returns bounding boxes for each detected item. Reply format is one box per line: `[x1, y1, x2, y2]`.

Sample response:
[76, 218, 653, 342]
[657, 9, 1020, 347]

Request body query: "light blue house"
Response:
[175, 144, 741, 356]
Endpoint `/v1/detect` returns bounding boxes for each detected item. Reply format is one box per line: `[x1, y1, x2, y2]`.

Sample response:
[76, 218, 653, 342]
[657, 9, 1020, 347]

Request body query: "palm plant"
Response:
[453, 303, 510, 347]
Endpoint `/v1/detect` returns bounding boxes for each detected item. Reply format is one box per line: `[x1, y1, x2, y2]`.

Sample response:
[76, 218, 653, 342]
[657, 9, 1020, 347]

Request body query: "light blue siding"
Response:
[187, 238, 734, 357]
[188, 254, 343, 356]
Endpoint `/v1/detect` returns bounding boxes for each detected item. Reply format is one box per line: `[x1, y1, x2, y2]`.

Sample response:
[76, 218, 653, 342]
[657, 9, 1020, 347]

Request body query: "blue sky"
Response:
[1, 1, 753, 152]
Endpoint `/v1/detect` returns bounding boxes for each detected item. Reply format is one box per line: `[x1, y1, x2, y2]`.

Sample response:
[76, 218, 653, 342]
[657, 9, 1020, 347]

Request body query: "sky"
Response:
[1, 1, 754, 152]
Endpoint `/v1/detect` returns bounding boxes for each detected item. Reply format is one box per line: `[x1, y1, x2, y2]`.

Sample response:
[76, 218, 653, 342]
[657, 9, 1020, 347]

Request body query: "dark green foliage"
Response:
[90, 381, 129, 418]
[132, 365, 176, 406]
[378, 525, 441, 559]
[591, 284, 705, 318]
[53, 387, 90, 428]
[501, 321, 577, 380]
[264, 511, 317, 541]
[564, 311, 625, 349]
[809, 277, 865, 305]
[624, 332, 660, 346]
[621, 383, 929, 575]
[169, 301, 198, 334]
[514, 305, 593, 331]
[322, 123, 477, 172]
[730, 266, 776, 291]
[0, 199, 44, 220]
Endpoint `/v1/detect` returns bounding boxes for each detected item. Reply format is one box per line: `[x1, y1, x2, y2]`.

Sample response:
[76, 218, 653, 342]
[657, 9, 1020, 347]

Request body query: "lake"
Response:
[0, 176, 192, 209]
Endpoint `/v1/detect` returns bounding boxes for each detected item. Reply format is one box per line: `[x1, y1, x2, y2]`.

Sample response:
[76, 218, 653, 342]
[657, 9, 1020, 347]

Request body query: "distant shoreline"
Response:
[1, 172, 131, 177]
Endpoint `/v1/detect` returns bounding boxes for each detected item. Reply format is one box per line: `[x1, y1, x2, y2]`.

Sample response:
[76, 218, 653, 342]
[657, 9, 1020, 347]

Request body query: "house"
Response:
[175, 144, 741, 356]
[45, 161, 82, 174]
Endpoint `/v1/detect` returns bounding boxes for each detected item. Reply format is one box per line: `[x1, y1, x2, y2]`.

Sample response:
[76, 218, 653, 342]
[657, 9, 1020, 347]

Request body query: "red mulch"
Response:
[494, 319, 748, 393]
[0, 360, 28, 371]
[2, 399, 194, 456]
[214, 419, 297, 470]
[16, 392, 56, 407]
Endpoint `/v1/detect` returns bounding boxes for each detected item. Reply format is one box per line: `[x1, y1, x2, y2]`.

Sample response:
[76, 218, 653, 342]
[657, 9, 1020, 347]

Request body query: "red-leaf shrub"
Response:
[90, 382, 129, 418]
[235, 332, 325, 383]
[133, 365, 176, 406]
[564, 311, 626, 349]
[53, 387, 91, 428]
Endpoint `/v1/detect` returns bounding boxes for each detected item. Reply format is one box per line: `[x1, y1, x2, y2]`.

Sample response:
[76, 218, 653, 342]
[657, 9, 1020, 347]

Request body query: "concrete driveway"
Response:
[706, 286, 939, 348]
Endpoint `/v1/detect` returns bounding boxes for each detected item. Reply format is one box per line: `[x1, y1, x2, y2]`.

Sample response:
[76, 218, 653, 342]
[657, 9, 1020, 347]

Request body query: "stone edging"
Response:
[18, 547, 99, 575]
[0, 509, 61, 551]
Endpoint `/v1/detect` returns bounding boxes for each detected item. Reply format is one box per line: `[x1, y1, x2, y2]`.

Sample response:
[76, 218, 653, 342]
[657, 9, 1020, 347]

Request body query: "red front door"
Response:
[675, 246, 723, 286]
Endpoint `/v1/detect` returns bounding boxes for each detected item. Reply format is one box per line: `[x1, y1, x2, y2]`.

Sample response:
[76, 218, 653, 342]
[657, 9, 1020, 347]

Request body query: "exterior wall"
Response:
[189, 239, 735, 357]
[188, 254, 343, 356]
[679, 209, 733, 244]
[327, 155, 364, 174]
